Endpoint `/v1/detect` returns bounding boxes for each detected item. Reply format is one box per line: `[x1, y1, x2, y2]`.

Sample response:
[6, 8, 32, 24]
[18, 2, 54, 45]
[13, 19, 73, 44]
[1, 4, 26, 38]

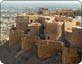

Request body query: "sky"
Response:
[1, 1, 81, 11]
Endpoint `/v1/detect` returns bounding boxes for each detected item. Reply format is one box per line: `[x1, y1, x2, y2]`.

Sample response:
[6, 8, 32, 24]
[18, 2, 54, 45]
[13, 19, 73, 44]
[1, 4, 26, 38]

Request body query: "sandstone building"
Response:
[9, 8, 82, 63]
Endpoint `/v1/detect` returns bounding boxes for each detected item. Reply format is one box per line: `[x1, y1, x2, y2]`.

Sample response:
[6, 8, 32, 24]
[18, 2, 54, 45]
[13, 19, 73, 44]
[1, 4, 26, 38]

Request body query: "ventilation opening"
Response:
[48, 36, 50, 40]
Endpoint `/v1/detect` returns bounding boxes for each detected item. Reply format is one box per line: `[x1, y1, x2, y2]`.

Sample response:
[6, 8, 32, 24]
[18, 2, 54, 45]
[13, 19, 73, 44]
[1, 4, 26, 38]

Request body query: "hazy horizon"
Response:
[1, 1, 81, 12]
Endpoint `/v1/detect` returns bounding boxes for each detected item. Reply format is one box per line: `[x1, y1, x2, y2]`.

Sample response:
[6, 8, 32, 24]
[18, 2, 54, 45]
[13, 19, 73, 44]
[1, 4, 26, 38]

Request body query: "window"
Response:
[27, 29, 30, 32]
[30, 20, 33, 23]
[48, 36, 50, 40]
[60, 13, 62, 15]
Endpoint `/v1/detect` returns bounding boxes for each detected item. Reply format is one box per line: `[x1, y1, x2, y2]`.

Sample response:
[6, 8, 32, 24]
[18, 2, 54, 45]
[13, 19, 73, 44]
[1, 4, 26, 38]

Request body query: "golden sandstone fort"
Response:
[9, 8, 82, 64]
